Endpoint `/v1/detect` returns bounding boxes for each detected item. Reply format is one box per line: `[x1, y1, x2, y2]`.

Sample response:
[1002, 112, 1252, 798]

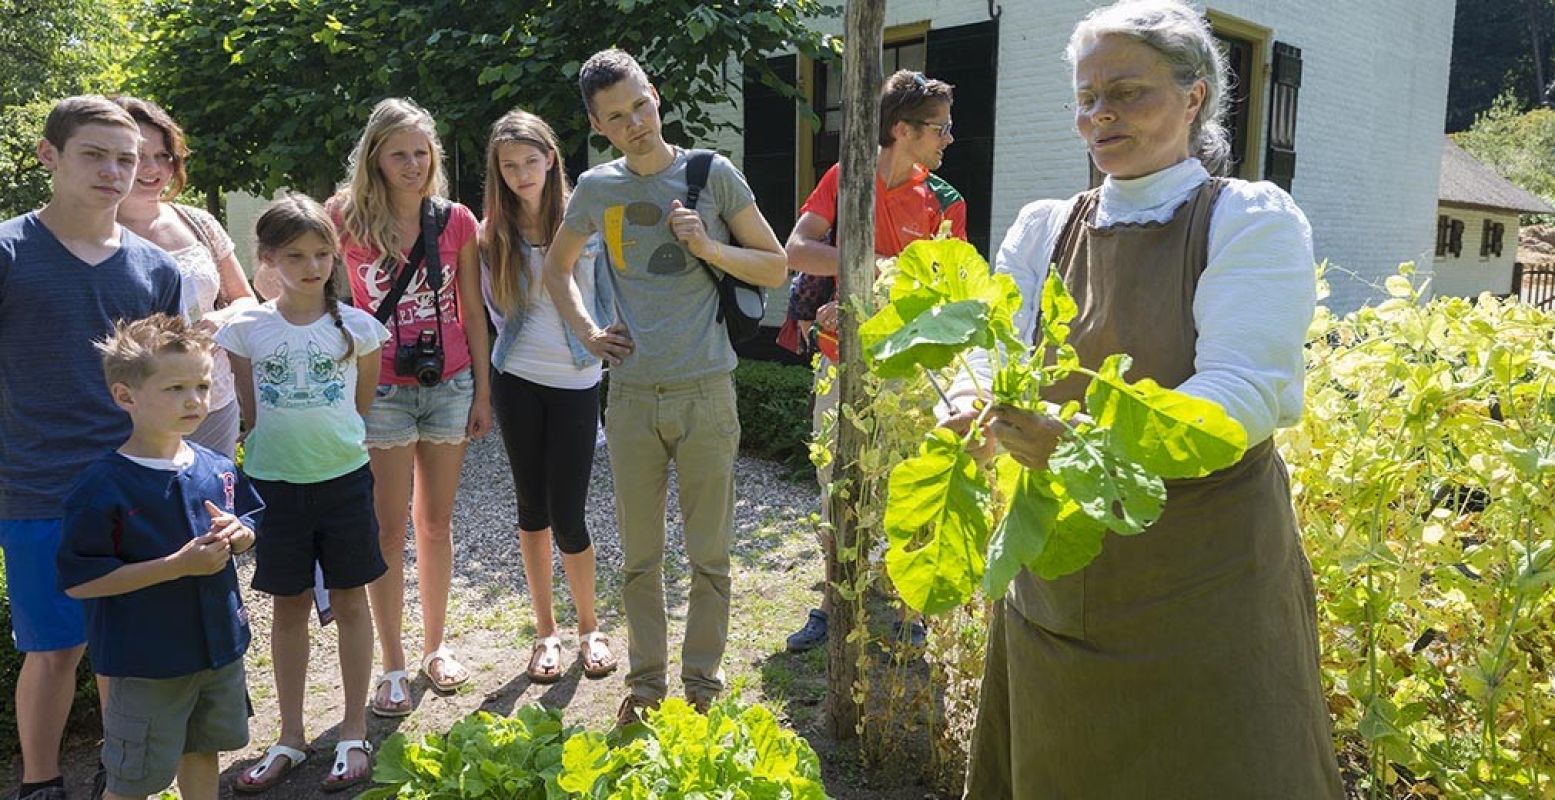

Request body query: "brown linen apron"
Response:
[963, 180, 1344, 799]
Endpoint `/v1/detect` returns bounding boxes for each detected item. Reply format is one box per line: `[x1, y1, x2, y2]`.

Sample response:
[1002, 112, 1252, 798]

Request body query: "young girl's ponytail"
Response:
[255, 192, 357, 363]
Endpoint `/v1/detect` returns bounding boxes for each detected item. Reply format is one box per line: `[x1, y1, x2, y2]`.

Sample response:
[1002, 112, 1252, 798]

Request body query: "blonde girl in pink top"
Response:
[329, 97, 492, 717]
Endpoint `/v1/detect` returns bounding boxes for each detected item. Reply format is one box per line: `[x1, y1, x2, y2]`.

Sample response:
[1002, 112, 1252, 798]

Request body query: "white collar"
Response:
[1096, 159, 1210, 225]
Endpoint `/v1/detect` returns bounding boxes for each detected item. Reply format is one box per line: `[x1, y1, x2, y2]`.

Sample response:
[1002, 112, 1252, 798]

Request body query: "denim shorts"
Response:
[103, 660, 249, 796]
[0, 518, 86, 652]
[364, 368, 474, 448]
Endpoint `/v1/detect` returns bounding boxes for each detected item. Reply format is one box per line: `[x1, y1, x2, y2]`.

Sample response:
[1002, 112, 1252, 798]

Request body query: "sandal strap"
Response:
[249, 744, 307, 779]
[330, 740, 373, 778]
[376, 670, 409, 704]
[421, 645, 459, 673]
[531, 636, 563, 671]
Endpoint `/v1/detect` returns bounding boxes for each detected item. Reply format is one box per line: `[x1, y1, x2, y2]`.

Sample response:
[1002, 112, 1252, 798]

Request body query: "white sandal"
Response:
[234, 744, 307, 794]
[527, 635, 564, 683]
[370, 669, 412, 718]
[421, 645, 469, 692]
[321, 739, 373, 793]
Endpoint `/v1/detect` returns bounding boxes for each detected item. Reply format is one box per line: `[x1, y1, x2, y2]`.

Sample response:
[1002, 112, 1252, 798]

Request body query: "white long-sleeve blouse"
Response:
[955, 157, 1316, 446]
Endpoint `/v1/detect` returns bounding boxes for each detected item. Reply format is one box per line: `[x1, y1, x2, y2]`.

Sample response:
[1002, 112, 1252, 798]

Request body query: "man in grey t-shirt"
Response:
[543, 49, 786, 727]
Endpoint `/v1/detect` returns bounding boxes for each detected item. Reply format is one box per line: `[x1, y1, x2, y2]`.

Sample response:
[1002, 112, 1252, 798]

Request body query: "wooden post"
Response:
[825, 0, 884, 741]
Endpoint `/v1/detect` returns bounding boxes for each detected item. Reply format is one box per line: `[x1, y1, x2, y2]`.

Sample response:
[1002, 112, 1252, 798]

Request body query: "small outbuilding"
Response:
[1432, 136, 1555, 299]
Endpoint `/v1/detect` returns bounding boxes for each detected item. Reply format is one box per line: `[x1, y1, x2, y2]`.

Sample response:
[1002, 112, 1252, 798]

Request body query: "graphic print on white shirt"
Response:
[356, 260, 458, 327]
[254, 341, 348, 410]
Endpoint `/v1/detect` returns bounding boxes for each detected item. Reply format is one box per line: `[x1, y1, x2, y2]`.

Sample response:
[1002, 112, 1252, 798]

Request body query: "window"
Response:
[1446, 218, 1464, 258]
[810, 29, 927, 171]
[1208, 12, 1270, 180]
[1481, 220, 1506, 258]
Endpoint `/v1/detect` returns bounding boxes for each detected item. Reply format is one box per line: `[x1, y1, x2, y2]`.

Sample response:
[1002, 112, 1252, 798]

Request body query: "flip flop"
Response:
[579, 631, 618, 679]
[527, 635, 564, 684]
[320, 739, 373, 794]
[234, 744, 308, 794]
[421, 645, 469, 693]
[370, 669, 412, 718]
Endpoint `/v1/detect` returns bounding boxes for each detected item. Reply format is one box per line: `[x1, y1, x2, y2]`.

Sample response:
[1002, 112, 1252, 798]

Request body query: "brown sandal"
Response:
[527, 635, 564, 683]
[580, 631, 618, 679]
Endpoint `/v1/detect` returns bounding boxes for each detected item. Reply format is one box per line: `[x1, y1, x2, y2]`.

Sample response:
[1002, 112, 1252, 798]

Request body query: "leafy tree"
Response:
[1448, 0, 1555, 132]
[135, 0, 837, 202]
[1453, 91, 1555, 207]
[0, 0, 139, 216]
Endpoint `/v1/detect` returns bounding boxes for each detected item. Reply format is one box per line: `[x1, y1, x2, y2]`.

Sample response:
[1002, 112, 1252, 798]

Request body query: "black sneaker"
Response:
[891, 617, 928, 649]
[786, 609, 828, 653]
[90, 764, 107, 800]
[11, 786, 66, 800]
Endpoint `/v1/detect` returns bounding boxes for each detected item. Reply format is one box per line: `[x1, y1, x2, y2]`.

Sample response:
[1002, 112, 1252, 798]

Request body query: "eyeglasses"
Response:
[906, 118, 953, 138]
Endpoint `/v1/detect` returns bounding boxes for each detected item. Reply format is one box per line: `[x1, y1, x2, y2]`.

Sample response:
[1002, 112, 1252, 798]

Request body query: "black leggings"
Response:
[491, 370, 599, 554]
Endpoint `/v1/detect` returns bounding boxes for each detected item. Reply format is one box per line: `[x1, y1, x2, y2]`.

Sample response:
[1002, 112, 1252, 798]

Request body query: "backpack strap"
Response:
[685, 149, 715, 210]
[683, 149, 728, 320]
[421, 197, 452, 292]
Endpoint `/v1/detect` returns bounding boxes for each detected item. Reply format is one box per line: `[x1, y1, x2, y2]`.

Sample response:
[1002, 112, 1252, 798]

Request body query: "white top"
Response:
[119, 442, 196, 471]
[167, 204, 238, 409]
[215, 302, 389, 483]
[955, 158, 1315, 446]
[497, 244, 602, 391]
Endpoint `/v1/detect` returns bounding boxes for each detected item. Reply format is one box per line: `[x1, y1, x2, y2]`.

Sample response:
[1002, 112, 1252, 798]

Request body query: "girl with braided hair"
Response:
[215, 193, 391, 793]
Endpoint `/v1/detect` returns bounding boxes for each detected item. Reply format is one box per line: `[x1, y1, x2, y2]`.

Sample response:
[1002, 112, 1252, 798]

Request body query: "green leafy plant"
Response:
[363, 698, 828, 800]
[558, 697, 827, 799]
[856, 237, 1248, 614]
[1282, 267, 1555, 798]
[361, 705, 578, 800]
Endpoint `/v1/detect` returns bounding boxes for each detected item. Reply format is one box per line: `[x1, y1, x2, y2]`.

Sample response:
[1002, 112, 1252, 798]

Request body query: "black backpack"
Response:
[685, 149, 766, 345]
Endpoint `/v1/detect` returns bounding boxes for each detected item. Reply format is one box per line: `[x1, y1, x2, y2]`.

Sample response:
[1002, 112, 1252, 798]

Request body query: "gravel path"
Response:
[439, 422, 820, 597]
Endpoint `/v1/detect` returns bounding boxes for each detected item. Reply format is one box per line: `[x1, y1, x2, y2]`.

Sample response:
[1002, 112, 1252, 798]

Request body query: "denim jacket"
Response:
[483, 234, 616, 369]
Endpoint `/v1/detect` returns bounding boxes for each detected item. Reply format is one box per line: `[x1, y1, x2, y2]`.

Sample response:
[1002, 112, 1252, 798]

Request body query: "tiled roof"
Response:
[1440, 135, 1555, 215]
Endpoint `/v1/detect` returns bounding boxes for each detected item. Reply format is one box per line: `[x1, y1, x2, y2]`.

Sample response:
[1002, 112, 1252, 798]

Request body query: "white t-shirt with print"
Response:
[216, 302, 389, 483]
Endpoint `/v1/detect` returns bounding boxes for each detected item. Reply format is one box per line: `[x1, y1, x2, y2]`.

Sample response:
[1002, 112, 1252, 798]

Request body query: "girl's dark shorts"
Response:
[248, 465, 387, 596]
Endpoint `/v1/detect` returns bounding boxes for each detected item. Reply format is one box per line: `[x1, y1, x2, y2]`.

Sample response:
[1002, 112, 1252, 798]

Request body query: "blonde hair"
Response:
[255, 193, 356, 362]
[481, 109, 570, 316]
[96, 313, 213, 389]
[333, 97, 448, 263]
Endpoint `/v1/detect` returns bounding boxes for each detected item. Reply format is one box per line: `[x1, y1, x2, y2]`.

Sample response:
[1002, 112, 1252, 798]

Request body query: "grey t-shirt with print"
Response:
[561, 148, 756, 385]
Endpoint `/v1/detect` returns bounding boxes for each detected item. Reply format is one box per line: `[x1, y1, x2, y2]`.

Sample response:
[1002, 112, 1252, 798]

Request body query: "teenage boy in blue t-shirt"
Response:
[0, 95, 182, 800]
[58, 314, 262, 800]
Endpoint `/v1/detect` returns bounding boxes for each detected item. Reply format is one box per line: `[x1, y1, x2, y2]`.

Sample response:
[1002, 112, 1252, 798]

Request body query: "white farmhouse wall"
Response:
[224, 190, 270, 279]
[1430, 207, 1519, 298]
[781, 0, 1455, 313]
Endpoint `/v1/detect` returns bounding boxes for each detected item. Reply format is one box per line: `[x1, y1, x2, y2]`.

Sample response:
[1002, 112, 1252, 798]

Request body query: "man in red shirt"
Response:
[783, 70, 966, 652]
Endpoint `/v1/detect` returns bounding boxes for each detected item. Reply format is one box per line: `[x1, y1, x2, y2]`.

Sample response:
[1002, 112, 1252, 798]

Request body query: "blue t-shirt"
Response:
[57, 443, 263, 679]
[0, 212, 183, 519]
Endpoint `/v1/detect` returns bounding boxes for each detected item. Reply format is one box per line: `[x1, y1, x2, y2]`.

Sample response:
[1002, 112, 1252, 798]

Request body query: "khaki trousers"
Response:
[605, 372, 739, 701]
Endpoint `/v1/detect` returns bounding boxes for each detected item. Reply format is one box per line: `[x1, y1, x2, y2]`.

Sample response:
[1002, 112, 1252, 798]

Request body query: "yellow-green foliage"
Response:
[1279, 267, 1555, 797]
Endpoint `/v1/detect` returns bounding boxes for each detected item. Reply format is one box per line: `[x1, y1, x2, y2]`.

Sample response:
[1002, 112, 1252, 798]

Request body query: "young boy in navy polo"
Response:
[57, 314, 262, 800]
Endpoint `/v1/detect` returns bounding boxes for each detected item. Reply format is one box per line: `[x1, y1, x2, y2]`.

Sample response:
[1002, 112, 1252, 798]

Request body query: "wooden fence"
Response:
[1512, 262, 1555, 311]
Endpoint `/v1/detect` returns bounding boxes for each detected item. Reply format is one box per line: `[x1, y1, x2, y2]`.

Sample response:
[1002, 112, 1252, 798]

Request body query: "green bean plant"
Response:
[854, 236, 1249, 615]
[1279, 266, 1555, 798]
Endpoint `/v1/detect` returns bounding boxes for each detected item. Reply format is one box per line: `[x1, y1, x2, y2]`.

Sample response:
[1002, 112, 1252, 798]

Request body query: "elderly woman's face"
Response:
[1072, 34, 1204, 180]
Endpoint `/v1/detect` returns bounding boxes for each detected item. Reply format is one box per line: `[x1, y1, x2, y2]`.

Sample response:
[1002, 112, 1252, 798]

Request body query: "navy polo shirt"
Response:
[57, 444, 263, 679]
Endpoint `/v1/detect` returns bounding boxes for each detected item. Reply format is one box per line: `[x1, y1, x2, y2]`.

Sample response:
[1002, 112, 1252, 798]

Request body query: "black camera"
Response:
[394, 329, 444, 387]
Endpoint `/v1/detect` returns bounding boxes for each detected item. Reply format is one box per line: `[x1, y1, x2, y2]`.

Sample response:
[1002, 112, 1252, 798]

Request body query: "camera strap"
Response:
[373, 231, 430, 327]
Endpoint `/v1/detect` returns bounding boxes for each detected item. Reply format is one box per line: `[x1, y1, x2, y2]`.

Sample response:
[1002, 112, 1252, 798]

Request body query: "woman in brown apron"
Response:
[949, 2, 1345, 796]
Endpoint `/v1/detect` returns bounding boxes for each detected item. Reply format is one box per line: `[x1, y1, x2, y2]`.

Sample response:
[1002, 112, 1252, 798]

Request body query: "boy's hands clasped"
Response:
[174, 501, 254, 577]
